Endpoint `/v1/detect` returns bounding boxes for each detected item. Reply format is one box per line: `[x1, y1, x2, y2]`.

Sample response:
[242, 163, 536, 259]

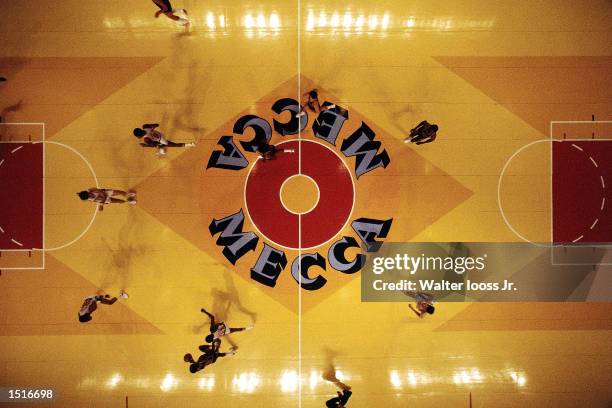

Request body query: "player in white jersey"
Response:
[404, 291, 435, 317]
[200, 308, 254, 343]
[296, 89, 336, 118]
[152, 0, 190, 26]
[133, 124, 195, 157]
[78, 291, 128, 323]
[77, 188, 136, 210]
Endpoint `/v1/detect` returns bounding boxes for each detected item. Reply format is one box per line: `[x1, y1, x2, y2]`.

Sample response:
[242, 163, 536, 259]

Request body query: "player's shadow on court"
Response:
[369, 71, 418, 135]
[108, 138, 148, 180]
[153, 36, 207, 142]
[389, 105, 417, 134]
[0, 99, 24, 141]
[0, 99, 23, 130]
[322, 346, 340, 380]
[100, 211, 152, 291]
[193, 270, 258, 349]
[321, 346, 350, 389]
[172, 59, 208, 135]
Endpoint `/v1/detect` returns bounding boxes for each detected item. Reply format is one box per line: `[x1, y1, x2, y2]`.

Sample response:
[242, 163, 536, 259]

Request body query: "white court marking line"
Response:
[30, 140, 100, 252]
[550, 120, 612, 124]
[11, 238, 23, 246]
[0, 124, 47, 270]
[557, 139, 612, 141]
[497, 138, 556, 247]
[10, 145, 23, 154]
[279, 174, 321, 215]
[571, 143, 583, 152]
[0, 122, 46, 125]
[550, 121, 612, 265]
[243, 139, 356, 251]
[42, 123, 45, 269]
[0, 159, 4, 167]
[0, 266, 45, 270]
[297, 0, 302, 405]
[565, 142, 607, 242]
[0, 226, 4, 233]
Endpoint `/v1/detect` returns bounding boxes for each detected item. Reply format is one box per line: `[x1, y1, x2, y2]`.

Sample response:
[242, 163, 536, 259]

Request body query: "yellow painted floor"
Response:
[1, 0, 611, 407]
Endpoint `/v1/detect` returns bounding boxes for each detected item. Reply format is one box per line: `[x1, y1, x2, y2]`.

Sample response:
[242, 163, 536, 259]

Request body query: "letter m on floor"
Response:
[341, 122, 390, 178]
[209, 209, 259, 265]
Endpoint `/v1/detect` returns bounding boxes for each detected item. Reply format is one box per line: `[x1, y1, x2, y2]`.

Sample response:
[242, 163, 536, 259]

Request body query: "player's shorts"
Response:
[89, 189, 114, 204]
[153, 0, 172, 12]
[103, 189, 115, 204]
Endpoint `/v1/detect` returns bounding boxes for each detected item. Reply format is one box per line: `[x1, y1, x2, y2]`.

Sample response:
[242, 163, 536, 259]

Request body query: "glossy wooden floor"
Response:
[1, 1, 611, 407]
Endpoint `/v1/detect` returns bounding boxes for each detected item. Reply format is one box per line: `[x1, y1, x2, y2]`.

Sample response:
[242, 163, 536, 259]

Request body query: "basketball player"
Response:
[322, 358, 352, 407]
[200, 308, 254, 343]
[78, 291, 128, 323]
[184, 339, 237, 373]
[256, 140, 278, 160]
[326, 389, 353, 407]
[77, 188, 136, 210]
[297, 89, 336, 118]
[404, 120, 439, 145]
[133, 124, 195, 157]
[405, 291, 435, 317]
[251, 132, 296, 161]
[152, 0, 190, 26]
[249, 129, 279, 160]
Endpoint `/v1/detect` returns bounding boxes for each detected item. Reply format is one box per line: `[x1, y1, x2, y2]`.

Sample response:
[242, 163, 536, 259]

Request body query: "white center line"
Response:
[589, 156, 598, 168]
[600, 176, 606, 189]
[601, 197, 606, 211]
[0, 159, 4, 167]
[571, 143, 583, 152]
[297, 1, 303, 406]
[0, 226, 4, 233]
[572, 235, 584, 243]
[11, 145, 24, 154]
[590, 218, 599, 230]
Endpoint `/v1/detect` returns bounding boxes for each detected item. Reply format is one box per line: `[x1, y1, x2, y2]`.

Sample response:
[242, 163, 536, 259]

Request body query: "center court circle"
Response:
[244, 139, 354, 250]
[280, 174, 320, 214]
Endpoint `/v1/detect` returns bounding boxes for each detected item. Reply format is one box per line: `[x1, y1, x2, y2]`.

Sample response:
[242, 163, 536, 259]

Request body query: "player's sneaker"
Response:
[244, 325, 255, 331]
[185, 142, 196, 147]
[119, 290, 129, 299]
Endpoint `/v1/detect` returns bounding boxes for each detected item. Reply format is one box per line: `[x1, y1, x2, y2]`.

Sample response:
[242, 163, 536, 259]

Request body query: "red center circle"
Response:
[244, 139, 354, 249]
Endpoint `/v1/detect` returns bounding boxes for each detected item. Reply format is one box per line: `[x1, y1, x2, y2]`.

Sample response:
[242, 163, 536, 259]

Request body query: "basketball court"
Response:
[0, 1, 611, 407]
